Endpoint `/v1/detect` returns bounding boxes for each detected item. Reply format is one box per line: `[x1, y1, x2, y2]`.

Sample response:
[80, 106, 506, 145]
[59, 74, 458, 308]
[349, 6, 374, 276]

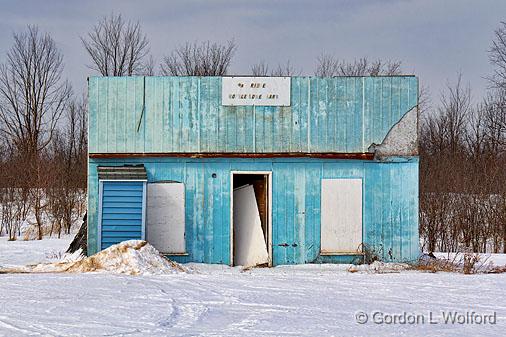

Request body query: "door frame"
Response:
[230, 171, 273, 267]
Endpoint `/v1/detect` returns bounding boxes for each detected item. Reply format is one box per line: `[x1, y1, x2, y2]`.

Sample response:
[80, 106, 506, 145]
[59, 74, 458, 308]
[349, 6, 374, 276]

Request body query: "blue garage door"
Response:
[99, 181, 146, 249]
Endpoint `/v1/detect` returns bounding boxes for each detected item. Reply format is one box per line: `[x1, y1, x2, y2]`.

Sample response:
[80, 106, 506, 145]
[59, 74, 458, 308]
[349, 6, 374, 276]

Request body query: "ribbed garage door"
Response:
[99, 181, 146, 249]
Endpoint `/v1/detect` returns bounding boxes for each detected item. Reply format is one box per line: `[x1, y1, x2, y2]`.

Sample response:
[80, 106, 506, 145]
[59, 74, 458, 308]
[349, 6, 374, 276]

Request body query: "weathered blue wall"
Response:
[88, 76, 418, 154]
[87, 158, 419, 264]
[87, 75, 420, 265]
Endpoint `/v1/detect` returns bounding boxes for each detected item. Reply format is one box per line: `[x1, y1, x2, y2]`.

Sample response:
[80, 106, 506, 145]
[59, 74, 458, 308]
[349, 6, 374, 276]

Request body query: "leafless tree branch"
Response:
[81, 13, 150, 76]
[160, 40, 237, 76]
[488, 21, 506, 89]
[270, 60, 300, 76]
[0, 25, 71, 156]
[314, 53, 403, 77]
[251, 61, 269, 76]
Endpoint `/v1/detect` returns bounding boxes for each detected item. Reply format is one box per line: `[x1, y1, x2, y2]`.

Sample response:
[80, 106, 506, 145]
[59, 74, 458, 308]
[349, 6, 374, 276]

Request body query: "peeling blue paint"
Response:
[87, 76, 420, 265]
[88, 76, 418, 154]
[88, 158, 419, 264]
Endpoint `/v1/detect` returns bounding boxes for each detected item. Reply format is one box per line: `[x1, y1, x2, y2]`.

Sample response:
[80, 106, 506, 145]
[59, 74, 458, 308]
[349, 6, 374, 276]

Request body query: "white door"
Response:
[321, 179, 363, 253]
[146, 182, 185, 254]
[233, 185, 269, 267]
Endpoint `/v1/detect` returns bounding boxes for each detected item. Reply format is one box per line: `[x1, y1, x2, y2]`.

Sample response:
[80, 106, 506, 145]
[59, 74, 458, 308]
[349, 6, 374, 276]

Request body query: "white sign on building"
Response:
[222, 77, 291, 106]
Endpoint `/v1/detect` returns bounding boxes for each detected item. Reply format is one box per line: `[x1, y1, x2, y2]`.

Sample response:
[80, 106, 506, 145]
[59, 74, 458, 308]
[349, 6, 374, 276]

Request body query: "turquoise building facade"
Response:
[88, 76, 419, 265]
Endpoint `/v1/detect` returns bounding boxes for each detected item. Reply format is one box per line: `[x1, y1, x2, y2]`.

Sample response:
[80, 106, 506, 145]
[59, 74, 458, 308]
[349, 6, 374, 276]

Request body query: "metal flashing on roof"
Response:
[97, 165, 147, 180]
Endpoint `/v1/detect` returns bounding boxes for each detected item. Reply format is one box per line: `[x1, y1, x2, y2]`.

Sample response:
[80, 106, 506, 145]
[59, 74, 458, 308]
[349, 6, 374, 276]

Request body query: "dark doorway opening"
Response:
[232, 173, 270, 267]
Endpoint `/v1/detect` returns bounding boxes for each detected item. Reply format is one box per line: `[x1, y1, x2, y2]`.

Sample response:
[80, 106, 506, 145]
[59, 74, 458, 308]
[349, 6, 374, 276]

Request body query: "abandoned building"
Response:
[87, 76, 419, 266]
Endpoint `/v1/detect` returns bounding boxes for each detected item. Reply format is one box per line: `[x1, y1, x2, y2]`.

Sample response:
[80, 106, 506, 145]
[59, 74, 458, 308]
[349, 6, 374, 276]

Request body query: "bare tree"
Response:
[82, 13, 150, 76]
[251, 60, 300, 76]
[161, 40, 236, 76]
[488, 21, 506, 89]
[315, 53, 340, 77]
[49, 98, 87, 235]
[143, 55, 156, 76]
[314, 54, 402, 77]
[368, 59, 402, 76]
[0, 25, 71, 240]
[0, 25, 72, 155]
[0, 150, 32, 240]
[419, 71, 506, 254]
[437, 74, 472, 155]
[418, 22, 506, 254]
[270, 60, 300, 76]
[466, 103, 488, 160]
[251, 61, 269, 76]
[482, 90, 506, 149]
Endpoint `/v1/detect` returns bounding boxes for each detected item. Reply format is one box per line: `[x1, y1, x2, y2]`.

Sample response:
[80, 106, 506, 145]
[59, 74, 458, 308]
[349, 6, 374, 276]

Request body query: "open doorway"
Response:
[231, 172, 271, 267]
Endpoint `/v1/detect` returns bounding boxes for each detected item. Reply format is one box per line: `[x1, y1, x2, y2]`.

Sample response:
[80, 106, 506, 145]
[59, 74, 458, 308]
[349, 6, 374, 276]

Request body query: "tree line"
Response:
[1, 13, 505, 255]
[0, 26, 86, 240]
[420, 22, 506, 254]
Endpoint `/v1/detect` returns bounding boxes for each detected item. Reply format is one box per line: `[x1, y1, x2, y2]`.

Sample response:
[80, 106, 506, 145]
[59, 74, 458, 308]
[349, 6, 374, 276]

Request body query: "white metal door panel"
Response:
[233, 185, 269, 267]
[146, 182, 185, 253]
[321, 179, 363, 253]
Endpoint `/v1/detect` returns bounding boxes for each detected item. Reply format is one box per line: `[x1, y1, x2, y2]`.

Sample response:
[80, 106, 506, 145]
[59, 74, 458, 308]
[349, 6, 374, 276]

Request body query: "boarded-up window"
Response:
[146, 182, 185, 254]
[321, 179, 362, 253]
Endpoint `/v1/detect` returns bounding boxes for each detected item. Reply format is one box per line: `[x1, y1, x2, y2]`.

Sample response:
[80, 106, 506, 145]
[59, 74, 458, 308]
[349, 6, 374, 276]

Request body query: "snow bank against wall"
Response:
[0, 240, 185, 275]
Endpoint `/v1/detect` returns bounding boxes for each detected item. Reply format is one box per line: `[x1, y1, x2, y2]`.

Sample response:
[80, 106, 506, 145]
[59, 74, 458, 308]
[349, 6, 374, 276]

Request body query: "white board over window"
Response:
[146, 182, 185, 254]
[321, 179, 363, 254]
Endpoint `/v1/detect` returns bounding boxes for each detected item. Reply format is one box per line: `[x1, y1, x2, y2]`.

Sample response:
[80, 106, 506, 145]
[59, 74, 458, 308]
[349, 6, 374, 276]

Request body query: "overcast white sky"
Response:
[0, 0, 504, 104]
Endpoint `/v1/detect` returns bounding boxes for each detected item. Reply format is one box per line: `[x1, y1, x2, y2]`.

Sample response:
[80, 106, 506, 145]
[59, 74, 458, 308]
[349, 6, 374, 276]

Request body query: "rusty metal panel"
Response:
[88, 76, 418, 155]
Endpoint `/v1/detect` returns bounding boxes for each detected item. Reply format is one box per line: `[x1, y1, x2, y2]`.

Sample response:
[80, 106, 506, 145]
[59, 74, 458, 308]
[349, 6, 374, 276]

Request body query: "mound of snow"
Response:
[1, 240, 185, 275]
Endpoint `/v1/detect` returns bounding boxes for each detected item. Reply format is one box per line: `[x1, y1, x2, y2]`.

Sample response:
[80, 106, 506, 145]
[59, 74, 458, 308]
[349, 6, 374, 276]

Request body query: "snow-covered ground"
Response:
[1, 265, 505, 336]
[0, 235, 73, 267]
[1, 237, 505, 336]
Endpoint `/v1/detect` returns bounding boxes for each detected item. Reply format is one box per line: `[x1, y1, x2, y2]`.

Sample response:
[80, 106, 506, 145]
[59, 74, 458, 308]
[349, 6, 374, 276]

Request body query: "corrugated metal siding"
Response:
[100, 181, 145, 249]
[88, 76, 418, 154]
[88, 158, 419, 264]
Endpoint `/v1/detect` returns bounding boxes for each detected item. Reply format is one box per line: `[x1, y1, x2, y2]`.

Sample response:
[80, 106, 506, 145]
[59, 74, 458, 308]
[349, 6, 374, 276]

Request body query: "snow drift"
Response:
[0, 240, 185, 275]
[347, 261, 411, 273]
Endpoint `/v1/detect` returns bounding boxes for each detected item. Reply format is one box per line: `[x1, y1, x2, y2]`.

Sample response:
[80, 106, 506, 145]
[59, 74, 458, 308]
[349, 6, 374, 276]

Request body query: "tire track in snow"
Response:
[0, 317, 38, 336]
[151, 282, 210, 331]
